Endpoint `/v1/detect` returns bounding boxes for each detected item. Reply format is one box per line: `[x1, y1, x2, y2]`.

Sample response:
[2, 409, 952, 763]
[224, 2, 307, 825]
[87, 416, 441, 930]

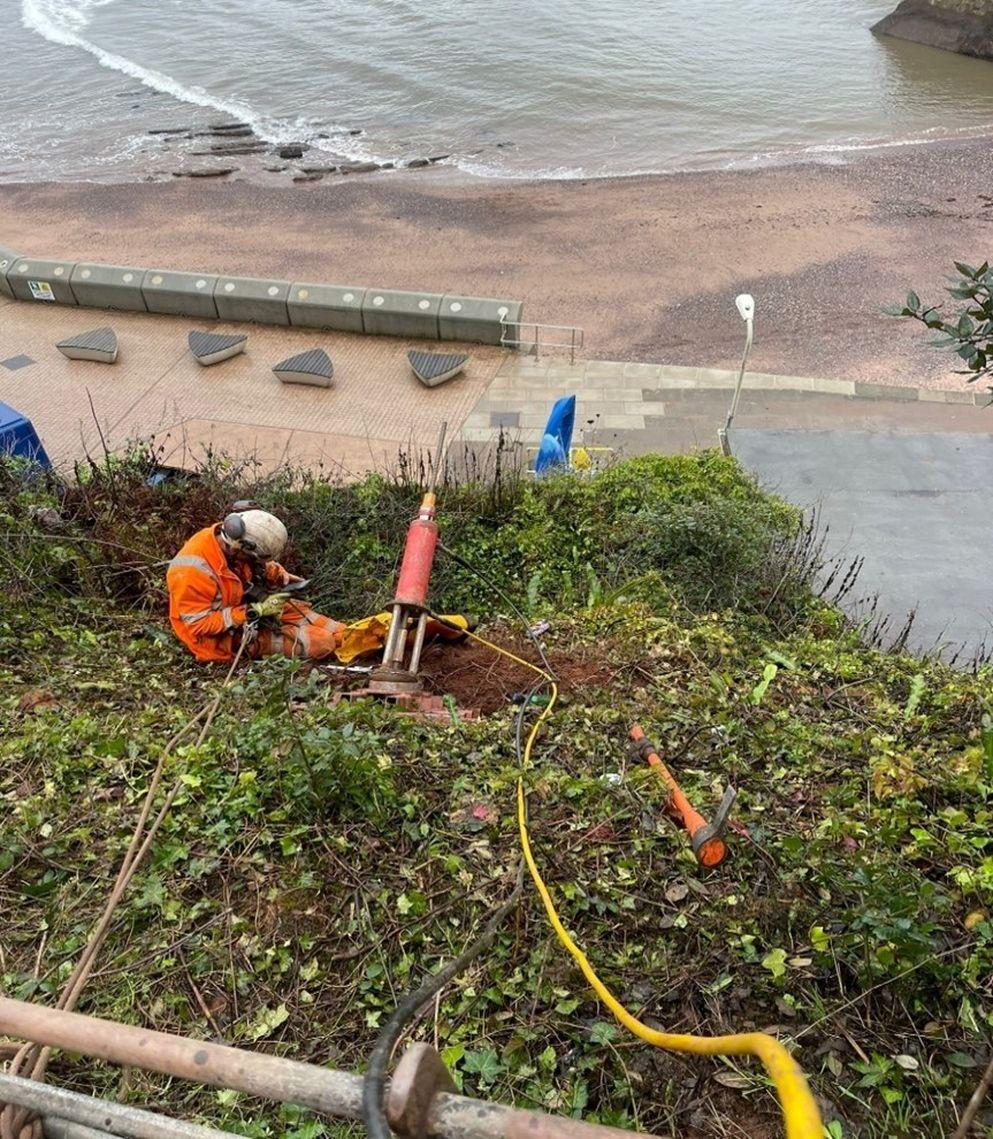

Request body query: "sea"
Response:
[4, 0, 993, 184]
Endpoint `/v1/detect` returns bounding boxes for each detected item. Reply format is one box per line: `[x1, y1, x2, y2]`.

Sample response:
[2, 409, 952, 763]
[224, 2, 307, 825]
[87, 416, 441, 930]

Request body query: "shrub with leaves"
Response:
[888, 261, 993, 397]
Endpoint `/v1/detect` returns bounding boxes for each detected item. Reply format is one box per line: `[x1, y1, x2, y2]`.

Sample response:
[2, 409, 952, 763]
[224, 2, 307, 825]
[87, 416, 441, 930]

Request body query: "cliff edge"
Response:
[873, 0, 993, 58]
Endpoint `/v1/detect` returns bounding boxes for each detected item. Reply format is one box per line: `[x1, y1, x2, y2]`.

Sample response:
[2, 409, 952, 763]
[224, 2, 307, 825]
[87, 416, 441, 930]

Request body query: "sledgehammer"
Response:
[629, 725, 736, 868]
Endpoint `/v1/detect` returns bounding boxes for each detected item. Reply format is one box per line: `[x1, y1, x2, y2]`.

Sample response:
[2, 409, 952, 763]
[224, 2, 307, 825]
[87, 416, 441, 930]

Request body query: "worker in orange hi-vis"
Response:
[166, 504, 344, 663]
[167, 503, 471, 664]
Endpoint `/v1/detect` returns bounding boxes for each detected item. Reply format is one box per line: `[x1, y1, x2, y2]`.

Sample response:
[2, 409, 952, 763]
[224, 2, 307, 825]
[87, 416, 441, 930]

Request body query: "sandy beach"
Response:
[4, 136, 993, 389]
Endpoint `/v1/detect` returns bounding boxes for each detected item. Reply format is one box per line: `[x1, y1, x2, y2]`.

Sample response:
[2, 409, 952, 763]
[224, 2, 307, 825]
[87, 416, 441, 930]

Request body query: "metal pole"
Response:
[718, 296, 755, 457]
[406, 612, 430, 676]
[0, 1074, 239, 1139]
[0, 1000, 365, 1122]
[0, 1002, 668, 1139]
[427, 421, 447, 497]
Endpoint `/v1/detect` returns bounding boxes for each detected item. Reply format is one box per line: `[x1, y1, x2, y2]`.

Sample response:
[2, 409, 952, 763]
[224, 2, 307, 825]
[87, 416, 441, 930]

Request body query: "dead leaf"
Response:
[17, 690, 58, 714]
[665, 882, 689, 904]
[713, 1071, 752, 1089]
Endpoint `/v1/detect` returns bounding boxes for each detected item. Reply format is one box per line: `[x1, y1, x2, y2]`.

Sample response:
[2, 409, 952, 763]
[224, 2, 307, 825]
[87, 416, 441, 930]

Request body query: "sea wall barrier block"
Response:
[214, 276, 291, 325]
[362, 289, 442, 339]
[287, 283, 366, 333]
[70, 263, 148, 312]
[7, 257, 78, 305]
[142, 270, 219, 319]
[0, 244, 19, 299]
[1, 242, 525, 346]
[439, 295, 523, 346]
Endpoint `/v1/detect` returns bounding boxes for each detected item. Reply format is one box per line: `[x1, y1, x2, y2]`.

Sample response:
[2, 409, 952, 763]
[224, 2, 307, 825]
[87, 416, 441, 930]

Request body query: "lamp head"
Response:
[735, 293, 755, 322]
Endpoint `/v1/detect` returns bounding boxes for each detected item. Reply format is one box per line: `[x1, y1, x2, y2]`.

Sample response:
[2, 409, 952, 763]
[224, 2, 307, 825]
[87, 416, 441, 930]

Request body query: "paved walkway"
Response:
[0, 293, 504, 477]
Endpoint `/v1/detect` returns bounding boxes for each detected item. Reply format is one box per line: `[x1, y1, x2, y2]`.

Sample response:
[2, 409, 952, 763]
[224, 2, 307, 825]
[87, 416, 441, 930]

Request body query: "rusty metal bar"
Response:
[0, 1074, 238, 1139]
[0, 1000, 365, 1121]
[0, 1001, 668, 1139]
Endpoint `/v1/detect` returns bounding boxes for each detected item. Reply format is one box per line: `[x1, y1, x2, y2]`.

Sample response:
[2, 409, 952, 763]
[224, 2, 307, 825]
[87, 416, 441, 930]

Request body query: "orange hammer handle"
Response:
[630, 725, 728, 868]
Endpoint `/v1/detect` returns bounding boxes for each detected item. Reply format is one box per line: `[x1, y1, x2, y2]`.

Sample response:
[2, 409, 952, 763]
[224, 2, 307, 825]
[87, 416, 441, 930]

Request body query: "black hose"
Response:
[361, 545, 558, 1139]
[361, 876, 523, 1139]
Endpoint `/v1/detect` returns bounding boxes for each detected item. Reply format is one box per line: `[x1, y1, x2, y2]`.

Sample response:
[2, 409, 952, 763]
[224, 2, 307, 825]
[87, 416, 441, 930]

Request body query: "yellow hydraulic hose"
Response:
[453, 625, 824, 1139]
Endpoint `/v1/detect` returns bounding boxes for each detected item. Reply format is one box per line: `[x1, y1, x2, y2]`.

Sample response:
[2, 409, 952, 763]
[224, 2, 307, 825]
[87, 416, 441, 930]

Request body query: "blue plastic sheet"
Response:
[534, 394, 575, 475]
[0, 402, 51, 468]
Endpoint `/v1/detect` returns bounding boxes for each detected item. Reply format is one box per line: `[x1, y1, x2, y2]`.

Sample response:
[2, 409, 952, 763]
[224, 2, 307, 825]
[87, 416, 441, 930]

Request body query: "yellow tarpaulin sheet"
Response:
[334, 612, 469, 664]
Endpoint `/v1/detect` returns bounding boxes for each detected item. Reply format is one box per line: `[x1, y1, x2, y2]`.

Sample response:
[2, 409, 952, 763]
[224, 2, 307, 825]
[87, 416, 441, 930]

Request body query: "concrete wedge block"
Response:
[57, 327, 119, 363]
[214, 276, 291, 325]
[70, 263, 148, 311]
[408, 350, 469, 388]
[272, 348, 334, 388]
[8, 257, 78, 305]
[362, 289, 441, 339]
[188, 329, 247, 366]
[288, 283, 366, 332]
[143, 270, 219, 318]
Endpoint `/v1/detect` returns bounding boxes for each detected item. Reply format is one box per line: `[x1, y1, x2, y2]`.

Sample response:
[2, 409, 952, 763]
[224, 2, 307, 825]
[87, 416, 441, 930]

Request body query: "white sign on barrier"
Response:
[28, 281, 56, 302]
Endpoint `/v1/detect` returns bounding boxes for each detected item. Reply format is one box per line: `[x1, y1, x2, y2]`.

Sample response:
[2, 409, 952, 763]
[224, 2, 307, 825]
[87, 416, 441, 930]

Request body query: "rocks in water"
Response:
[406, 158, 430, 169]
[339, 161, 381, 174]
[428, 154, 450, 163]
[172, 167, 237, 178]
[278, 144, 308, 159]
[148, 126, 192, 135]
[300, 164, 338, 174]
[293, 173, 324, 183]
[190, 143, 268, 156]
[264, 164, 289, 173]
[209, 121, 249, 130]
[873, 0, 993, 58]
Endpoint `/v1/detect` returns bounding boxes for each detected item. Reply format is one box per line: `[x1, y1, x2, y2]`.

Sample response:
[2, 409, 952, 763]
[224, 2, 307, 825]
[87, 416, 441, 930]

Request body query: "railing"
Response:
[500, 320, 584, 364]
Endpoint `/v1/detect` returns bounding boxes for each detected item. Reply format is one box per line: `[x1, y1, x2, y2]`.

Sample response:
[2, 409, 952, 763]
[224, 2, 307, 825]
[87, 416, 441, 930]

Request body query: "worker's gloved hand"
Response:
[248, 592, 290, 620]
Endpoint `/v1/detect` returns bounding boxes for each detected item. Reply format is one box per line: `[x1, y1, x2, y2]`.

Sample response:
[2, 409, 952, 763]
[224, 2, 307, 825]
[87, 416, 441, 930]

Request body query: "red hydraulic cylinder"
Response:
[394, 492, 438, 607]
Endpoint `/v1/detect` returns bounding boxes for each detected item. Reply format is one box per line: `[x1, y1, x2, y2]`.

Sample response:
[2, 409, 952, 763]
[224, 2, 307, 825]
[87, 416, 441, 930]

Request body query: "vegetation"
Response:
[2, 448, 992, 1139]
[889, 260, 993, 399]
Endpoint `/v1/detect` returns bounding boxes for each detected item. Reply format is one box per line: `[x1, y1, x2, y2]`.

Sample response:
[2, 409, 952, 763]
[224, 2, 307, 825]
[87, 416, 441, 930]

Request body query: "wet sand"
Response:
[3, 136, 993, 388]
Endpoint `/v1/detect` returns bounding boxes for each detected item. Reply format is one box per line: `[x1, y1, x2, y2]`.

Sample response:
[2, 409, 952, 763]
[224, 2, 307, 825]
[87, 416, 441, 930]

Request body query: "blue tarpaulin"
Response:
[0, 402, 51, 468]
[534, 394, 576, 475]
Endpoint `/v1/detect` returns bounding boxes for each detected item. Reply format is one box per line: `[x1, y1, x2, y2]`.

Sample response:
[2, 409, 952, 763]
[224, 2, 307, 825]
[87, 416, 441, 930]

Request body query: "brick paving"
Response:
[0, 294, 505, 474]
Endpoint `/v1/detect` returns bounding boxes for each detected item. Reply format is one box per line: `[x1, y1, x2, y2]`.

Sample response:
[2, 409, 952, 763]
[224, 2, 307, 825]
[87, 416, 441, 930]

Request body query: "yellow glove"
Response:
[248, 592, 290, 620]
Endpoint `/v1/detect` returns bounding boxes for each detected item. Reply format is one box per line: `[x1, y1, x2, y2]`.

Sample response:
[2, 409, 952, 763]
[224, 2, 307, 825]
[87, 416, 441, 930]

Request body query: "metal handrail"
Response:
[500, 321, 584, 364]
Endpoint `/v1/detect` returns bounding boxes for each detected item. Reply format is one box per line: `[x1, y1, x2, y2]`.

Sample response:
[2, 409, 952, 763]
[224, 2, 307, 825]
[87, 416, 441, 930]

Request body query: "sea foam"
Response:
[19, 0, 376, 161]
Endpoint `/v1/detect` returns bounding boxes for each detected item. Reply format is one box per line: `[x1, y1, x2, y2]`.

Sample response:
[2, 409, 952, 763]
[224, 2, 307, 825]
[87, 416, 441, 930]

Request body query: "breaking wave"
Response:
[19, 0, 376, 158]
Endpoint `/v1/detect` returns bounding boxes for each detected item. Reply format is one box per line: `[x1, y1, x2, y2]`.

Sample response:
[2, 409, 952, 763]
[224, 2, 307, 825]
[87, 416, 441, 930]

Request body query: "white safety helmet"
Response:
[220, 508, 288, 560]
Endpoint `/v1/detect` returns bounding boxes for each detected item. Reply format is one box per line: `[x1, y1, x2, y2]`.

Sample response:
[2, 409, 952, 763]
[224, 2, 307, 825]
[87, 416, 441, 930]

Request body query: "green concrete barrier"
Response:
[362, 289, 442, 339]
[214, 276, 291, 325]
[142, 269, 219, 318]
[439, 295, 522, 345]
[287, 283, 366, 333]
[7, 257, 78, 305]
[0, 244, 19, 300]
[70, 263, 148, 312]
[0, 240, 525, 345]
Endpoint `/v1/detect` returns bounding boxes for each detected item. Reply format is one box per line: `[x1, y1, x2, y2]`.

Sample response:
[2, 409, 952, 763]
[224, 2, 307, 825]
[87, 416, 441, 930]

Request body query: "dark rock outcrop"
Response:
[873, 0, 993, 59]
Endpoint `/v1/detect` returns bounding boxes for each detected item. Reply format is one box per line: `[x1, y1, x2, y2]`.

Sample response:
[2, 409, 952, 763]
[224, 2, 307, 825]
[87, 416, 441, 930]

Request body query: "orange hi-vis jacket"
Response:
[167, 524, 286, 663]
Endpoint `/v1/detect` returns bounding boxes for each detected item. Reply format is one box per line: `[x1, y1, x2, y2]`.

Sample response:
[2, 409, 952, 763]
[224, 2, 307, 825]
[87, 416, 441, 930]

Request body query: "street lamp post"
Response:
[718, 293, 755, 456]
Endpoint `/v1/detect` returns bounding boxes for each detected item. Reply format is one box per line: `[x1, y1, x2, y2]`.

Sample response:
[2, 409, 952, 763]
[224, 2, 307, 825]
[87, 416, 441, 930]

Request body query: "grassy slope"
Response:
[1, 451, 992, 1139]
